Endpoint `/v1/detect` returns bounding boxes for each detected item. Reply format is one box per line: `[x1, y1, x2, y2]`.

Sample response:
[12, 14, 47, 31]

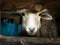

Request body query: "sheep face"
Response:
[23, 13, 41, 35]
[16, 9, 53, 35]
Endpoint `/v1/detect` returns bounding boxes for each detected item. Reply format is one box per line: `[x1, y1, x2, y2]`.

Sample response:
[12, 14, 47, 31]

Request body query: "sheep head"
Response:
[16, 9, 53, 35]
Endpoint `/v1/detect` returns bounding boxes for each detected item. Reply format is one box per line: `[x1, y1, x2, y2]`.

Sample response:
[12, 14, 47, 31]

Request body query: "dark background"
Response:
[0, 0, 60, 37]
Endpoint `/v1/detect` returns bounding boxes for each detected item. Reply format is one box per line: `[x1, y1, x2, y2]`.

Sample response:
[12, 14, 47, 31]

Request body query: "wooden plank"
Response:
[0, 35, 60, 45]
[1, 13, 21, 24]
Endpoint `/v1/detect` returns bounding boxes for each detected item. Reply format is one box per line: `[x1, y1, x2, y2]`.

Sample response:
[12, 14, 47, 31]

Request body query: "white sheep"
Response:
[16, 9, 53, 36]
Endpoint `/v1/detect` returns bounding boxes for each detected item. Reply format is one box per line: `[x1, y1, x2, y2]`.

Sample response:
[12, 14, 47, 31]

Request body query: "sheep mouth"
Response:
[27, 31, 33, 34]
[30, 32, 33, 34]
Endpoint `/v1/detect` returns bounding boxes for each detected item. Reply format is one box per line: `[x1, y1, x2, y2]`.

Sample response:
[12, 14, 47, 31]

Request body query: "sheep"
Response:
[16, 9, 57, 37]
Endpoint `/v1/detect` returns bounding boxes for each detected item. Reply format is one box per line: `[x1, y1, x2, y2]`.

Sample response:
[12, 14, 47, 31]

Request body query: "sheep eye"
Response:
[22, 13, 25, 16]
[39, 14, 41, 16]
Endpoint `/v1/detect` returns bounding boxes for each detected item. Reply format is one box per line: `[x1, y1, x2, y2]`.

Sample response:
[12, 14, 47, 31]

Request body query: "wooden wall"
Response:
[0, 0, 60, 11]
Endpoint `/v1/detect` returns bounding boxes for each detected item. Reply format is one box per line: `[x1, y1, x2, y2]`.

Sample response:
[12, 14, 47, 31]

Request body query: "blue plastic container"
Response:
[0, 25, 1, 34]
[1, 19, 22, 36]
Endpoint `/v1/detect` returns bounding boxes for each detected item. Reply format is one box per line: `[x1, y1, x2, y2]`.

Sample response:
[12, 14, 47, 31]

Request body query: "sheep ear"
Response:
[16, 9, 27, 16]
[41, 13, 53, 20]
[37, 9, 53, 20]
[16, 9, 26, 13]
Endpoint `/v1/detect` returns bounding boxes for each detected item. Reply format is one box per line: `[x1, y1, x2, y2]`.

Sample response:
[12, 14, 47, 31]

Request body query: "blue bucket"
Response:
[0, 25, 1, 34]
[1, 19, 22, 36]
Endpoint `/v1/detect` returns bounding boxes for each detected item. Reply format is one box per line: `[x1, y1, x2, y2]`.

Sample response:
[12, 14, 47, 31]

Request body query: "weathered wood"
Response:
[1, 13, 21, 24]
[0, 35, 60, 45]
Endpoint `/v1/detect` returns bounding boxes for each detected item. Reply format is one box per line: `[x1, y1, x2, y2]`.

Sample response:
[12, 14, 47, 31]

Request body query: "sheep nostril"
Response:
[29, 28, 35, 32]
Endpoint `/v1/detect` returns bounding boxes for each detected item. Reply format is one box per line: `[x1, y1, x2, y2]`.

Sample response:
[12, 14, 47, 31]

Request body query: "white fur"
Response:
[23, 13, 41, 35]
